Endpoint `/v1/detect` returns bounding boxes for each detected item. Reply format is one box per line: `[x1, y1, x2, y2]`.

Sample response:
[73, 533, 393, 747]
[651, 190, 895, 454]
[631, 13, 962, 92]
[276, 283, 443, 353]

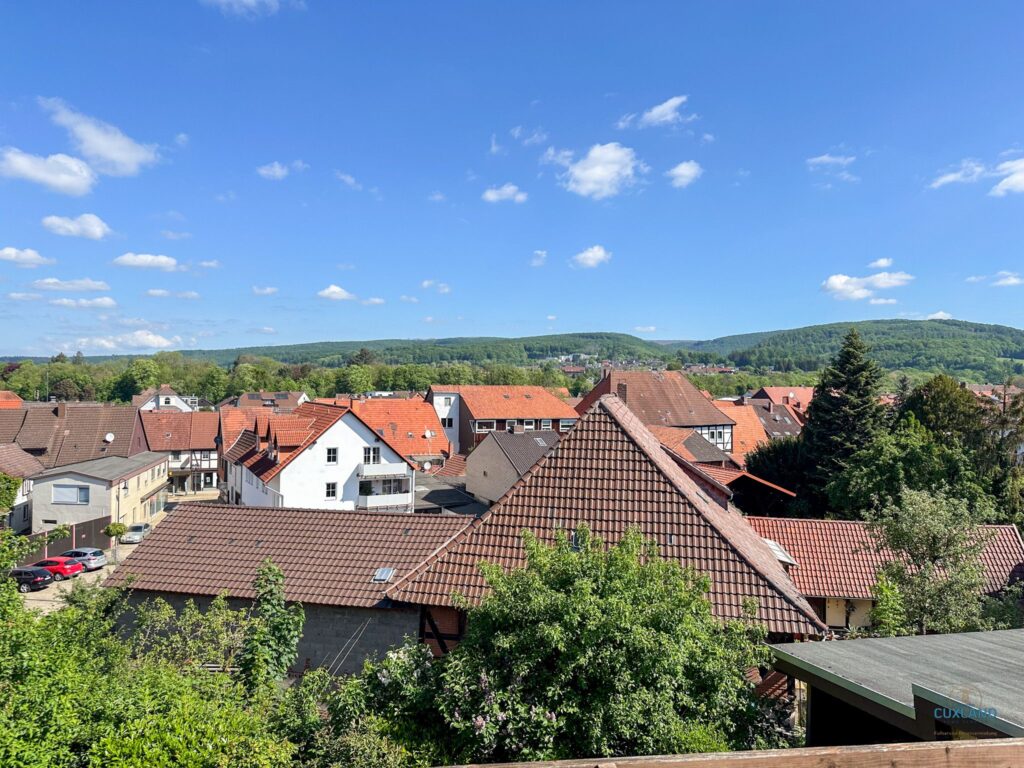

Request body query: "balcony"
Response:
[358, 461, 409, 478]
[357, 492, 412, 509]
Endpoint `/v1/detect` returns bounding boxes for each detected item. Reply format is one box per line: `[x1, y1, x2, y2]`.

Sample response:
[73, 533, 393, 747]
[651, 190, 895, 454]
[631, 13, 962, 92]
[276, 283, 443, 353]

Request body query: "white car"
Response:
[119, 523, 152, 544]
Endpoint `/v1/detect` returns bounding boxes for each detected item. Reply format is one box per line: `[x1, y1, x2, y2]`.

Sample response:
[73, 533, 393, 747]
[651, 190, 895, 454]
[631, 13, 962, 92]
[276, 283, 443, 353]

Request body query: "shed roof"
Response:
[34, 451, 167, 483]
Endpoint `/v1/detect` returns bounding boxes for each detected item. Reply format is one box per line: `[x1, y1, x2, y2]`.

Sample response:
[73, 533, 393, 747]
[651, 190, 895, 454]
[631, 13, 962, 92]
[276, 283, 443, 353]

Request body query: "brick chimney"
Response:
[616, 382, 628, 404]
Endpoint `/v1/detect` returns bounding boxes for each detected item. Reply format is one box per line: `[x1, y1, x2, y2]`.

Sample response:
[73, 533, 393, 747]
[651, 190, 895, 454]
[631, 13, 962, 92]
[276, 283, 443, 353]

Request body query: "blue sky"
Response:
[1, 1, 1023, 355]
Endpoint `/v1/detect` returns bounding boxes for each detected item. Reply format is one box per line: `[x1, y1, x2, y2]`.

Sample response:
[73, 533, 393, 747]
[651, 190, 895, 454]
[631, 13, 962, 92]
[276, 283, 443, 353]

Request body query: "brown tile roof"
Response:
[141, 411, 221, 452]
[0, 410, 27, 442]
[219, 407, 257, 453]
[106, 502, 473, 608]
[576, 371, 734, 429]
[7, 404, 143, 467]
[432, 385, 579, 420]
[428, 453, 467, 477]
[647, 426, 735, 465]
[224, 429, 257, 463]
[350, 398, 451, 460]
[752, 387, 815, 412]
[746, 517, 1024, 600]
[711, 402, 770, 464]
[388, 395, 826, 636]
[230, 391, 307, 411]
[0, 443, 45, 477]
[190, 412, 219, 450]
[0, 390, 23, 409]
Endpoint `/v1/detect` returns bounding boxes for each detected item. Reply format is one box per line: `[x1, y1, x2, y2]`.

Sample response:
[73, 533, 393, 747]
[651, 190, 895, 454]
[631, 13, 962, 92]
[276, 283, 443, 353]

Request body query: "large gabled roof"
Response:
[9, 404, 142, 468]
[387, 394, 826, 636]
[576, 370, 734, 429]
[106, 502, 473, 609]
[430, 385, 578, 420]
[142, 411, 220, 452]
[350, 398, 451, 459]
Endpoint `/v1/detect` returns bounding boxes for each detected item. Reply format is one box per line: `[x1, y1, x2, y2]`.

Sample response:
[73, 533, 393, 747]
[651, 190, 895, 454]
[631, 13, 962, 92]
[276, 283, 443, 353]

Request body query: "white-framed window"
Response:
[381, 478, 403, 495]
[475, 420, 495, 433]
[171, 451, 181, 460]
[523, 419, 535, 431]
[559, 419, 576, 431]
[53, 485, 89, 505]
[443, 396, 452, 407]
[326, 447, 338, 465]
[163, 397, 172, 405]
[201, 451, 211, 461]
[363, 446, 381, 464]
[541, 419, 552, 430]
[506, 419, 517, 432]
[325, 482, 337, 499]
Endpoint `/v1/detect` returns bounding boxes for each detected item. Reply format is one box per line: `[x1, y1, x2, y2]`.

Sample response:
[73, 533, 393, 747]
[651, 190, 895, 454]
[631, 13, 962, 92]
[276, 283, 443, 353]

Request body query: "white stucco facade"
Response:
[429, 390, 461, 452]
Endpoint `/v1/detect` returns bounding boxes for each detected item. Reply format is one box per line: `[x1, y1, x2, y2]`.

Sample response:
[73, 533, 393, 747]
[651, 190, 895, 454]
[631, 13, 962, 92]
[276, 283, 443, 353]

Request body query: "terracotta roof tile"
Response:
[219, 407, 257, 453]
[432, 385, 578, 420]
[0, 410, 27, 442]
[576, 371, 735, 429]
[0, 390, 23, 408]
[747, 517, 1024, 599]
[141, 411, 221, 452]
[647, 426, 734, 464]
[388, 395, 826, 636]
[711, 403, 770, 464]
[350, 398, 451, 460]
[106, 502, 473, 608]
[0, 443, 44, 477]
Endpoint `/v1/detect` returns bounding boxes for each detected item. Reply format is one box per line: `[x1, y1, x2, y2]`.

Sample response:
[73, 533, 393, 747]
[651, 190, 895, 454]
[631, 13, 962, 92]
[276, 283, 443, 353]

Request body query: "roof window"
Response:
[372, 567, 396, 583]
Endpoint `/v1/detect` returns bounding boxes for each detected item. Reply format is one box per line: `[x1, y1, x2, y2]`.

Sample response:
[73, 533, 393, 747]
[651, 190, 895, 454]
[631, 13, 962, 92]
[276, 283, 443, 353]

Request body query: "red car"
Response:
[32, 556, 84, 581]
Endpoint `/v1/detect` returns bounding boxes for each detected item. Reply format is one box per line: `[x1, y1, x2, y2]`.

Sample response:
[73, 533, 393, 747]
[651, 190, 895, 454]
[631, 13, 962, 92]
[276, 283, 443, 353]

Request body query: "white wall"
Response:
[430, 391, 461, 452]
[825, 598, 873, 630]
[139, 393, 196, 412]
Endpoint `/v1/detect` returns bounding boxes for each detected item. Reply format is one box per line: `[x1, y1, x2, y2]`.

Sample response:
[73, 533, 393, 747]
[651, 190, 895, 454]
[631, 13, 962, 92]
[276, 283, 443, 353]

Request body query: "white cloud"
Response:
[175, 133, 189, 147]
[634, 325, 656, 333]
[362, 297, 385, 305]
[76, 329, 179, 351]
[400, 295, 419, 303]
[665, 160, 703, 189]
[541, 146, 574, 167]
[252, 285, 278, 296]
[565, 143, 644, 199]
[482, 183, 527, 203]
[489, 133, 504, 155]
[252, 326, 277, 335]
[201, 0, 282, 17]
[618, 95, 691, 129]
[573, 245, 612, 269]
[546, 314, 557, 321]
[257, 161, 289, 180]
[146, 289, 170, 297]
[423, 316, 435, 324]
[7, 292, 41, 301]
[990, 159, 1024, 197]
[40, 97, 158, 176]
[806, 153, 859, 183]
[510, 126, 548, 146]
[41, 213, 111, 239]
[32, 277, 109, 291]
[965, 275, 987, 283]
[421, 279, 435, 289]
[0, 246, 54, 268]
[420, 279, 450, 294]
[113, 252, 181, 271]
[318, 284, 355, 300]
[199, 260, 220, 268]
[701, 133, 715, 144]
[930, 159, 985, 189]
[336, 171, 362, 190]
[215, 190, 236, 203]
[993, 271, 1023, 287]
[0, 148, 96, 195]
[436, 282, 451, 294]
[822, 271, 914, 301]
[177, 290, 201, 300]
[427, 191, 446, 202]
[926, 310, 953, 320]
[50, 296, 117, 309]
[868, 257, 893, 268]
[869, 298, 897, 305]
[530, 249, 547, 267]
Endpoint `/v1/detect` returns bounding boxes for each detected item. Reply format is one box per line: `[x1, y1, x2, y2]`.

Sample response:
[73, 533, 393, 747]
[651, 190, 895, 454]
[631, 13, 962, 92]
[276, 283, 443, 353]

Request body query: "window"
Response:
[559, 419, 576, 431]
[171, 451, 181, 460]
[372, 567, 396, 583]
[201, 451, 211, 461]
[506, 419, 516, 432]
[53, 485, 89, 504]
[475, 420, 495, 433]
[163, 397, 171, 405]
[325, 482, 337, 499]
[362, 446, 381, 464]
[541, 419, 552, 430]
[381, 478, 403, 495]
[443, 396, 452, 407]
[358, 480, 373, 496]
[326, 447, 338, 465]
[441, 417, 454, 428]
[204, 472, 214, 486]
[523, 419, 535, 431]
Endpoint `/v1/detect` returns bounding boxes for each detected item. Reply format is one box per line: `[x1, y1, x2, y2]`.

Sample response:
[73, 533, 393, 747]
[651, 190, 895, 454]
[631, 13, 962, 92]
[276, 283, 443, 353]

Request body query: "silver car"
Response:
[61, 547, 108, 571]
[119, 523, 152, 544]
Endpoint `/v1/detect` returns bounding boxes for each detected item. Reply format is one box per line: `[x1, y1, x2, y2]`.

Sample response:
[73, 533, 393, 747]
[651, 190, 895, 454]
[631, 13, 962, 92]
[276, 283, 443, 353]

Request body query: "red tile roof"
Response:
[106, 502, 473, 608]
[647, 426, 736, 465]
[388, 395, 826, 636]
[142, 411, 221, 451]
[219, 407, 257, 454]
[432, 385, 578, 420]
[712, 402, 770, 464]
[0, 390, 23, 409]
[576, 370, 735, 429]
[350, 398, 451, 460]
[692, 464, 796, 497]
[747, 517, 1024, 599]
[428, 453, 467, 477]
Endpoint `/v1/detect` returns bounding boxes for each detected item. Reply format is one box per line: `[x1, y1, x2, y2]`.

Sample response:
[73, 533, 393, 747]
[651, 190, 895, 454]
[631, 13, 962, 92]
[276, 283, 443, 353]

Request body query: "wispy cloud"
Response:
[32, 277, 109, 291]
[42, 213, 111, 239]
[510, 126, 548, 146]
[252, 286, 278, 296]
[0, 246, 55, 268]
[74, 329, 179, 351]
[806, 153, 859, 183]
[821, 270, 914, 301]
[400, 295, 419, 303]
[199, 260, 220, 269]
[257, 159, 307, 180]
[7, 293, 42, 301]
[926, 310, 953, 320]
[634, 325, 656, 333]
[482, 183, 527, 203]
[990, 159, 1024, 197]
[200, 0, 283, 17]
[572, 245, 612, 269]
[161, 230, 192, 240]
[929, 159, 985, 189]
[665, 160, 703, 189]
[993, 271, 1023, 287]
[50, 296, 117, 309]
[335, 171, 362, 190]
[0, 148, 96, 195]
[427, 191, 446, 203]
[113, 252, 182, 271]
[489, 133, 505, 155]
[928, 155, 1024, 197]
[869, 298, 898, 305]
[421, 279, 451, 294]
[530, 250, 547, 267]
[317, 284, 356, 300]
[40, 97, 157, 176]
[147, 289, 199, 299]
[251, 326, 277, 335]
[362, 297, 385, 306]
[617, 95, 693, 129]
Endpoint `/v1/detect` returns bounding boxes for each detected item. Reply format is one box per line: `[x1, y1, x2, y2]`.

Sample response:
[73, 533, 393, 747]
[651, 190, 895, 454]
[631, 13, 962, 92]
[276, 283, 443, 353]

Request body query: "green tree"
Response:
[336, 364, 376, 395]
[901, 374, 985, 450]
[240, 559, 305, 695]
[801, 329, 884, 510]
[0, 472, 20, 518]
[867, 488, 989, 635]
[868, 573, 910, 637]
[103, 522, 128, 564]
[349, 347, 379, 366]
[744, 438, 810, 517]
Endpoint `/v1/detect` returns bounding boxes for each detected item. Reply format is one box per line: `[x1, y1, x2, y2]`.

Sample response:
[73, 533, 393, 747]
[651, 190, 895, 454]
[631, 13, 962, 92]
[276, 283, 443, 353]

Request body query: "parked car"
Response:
[61, 547, 108, 572]
[119, 523, 152, 544]
[8, 566, 54, 593]
[32, 556, 84, 581]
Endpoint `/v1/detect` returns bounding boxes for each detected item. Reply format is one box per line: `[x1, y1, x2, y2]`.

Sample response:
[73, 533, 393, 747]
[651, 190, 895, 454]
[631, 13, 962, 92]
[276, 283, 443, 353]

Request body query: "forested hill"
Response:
[668, 319, 1024, 379]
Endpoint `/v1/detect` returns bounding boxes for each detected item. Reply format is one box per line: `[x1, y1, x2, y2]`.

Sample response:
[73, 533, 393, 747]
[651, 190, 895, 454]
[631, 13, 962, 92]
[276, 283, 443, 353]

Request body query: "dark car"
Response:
[31, 556, 84, 581]
[8, 566, 54, 593]
[61, 547, 108, 571]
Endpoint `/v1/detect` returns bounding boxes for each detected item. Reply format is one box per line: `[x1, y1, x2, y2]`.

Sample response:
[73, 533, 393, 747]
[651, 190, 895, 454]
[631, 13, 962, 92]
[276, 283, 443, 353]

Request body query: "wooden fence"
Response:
[15, 516, 111, 566]
[439, 738, 1024, 768]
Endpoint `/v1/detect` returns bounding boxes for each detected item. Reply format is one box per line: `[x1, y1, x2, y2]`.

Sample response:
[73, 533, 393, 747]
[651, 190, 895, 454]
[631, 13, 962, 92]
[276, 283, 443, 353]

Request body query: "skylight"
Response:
[371, 567, 396, 583]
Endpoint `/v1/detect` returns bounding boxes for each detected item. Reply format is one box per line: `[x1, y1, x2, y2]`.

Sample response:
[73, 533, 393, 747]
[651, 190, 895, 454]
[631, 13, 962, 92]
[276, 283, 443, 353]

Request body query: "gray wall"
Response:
[123, 590, 420, 676]
[465, 436, 520, 503]
[31, 472, 111, 533]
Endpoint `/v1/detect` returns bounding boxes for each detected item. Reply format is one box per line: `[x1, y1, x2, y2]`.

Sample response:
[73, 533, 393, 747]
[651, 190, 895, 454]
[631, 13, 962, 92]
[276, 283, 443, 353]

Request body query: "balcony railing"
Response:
[358, 461, 409, 478]
[357, 492, 412, 509]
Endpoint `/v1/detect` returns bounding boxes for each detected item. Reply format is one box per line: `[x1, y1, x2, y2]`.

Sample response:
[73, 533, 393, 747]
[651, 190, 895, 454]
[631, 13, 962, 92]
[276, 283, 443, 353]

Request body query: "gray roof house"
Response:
[465, 429, 561, 504]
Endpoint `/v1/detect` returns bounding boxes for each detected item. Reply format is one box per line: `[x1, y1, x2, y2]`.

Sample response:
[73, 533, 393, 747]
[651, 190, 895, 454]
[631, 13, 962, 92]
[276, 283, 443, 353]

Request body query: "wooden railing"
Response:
[439, 738, 1024, 767]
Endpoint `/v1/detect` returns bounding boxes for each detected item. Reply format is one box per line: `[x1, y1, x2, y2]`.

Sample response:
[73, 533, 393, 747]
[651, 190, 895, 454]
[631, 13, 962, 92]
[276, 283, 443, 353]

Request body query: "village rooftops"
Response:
[575, 370, 735, 429]
[428, 385, 578, 420]
[0, 403, 144, 468]
[751, 386, 816, 412]
[106, 502, 473, 608]
[141, 411, 220, 452]
[647, 425, 736, 465]
[33, 450, 168, 483]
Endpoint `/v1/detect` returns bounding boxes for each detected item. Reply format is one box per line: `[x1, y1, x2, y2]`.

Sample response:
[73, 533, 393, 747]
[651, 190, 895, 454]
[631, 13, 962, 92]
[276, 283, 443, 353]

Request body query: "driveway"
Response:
[21, 543, 138, 614]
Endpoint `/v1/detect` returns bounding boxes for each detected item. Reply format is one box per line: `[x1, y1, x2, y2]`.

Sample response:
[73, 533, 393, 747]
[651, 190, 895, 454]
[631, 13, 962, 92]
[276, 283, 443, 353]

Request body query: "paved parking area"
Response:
[21, 543, 137, 614]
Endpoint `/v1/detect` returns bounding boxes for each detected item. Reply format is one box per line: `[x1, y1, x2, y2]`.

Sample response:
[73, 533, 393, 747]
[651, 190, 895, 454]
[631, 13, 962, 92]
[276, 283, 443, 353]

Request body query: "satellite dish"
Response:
[423, 461, 432, 471]
[103, 432, 115, 443]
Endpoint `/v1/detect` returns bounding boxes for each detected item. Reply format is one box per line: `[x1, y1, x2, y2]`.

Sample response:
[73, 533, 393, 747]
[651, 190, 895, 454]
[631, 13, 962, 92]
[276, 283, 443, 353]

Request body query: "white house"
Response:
[132, 384, 199, 412]
[0, 444, 45, 533]
[222, 402, 415, 512]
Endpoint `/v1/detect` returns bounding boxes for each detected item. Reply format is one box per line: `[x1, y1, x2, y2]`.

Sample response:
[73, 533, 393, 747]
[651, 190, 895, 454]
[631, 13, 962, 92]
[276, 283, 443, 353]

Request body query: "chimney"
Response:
[602, 366, 612, 381]
[513, 423, 525, 434]
[55, 402, 67, 419]
[616, 382, 628, 403]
